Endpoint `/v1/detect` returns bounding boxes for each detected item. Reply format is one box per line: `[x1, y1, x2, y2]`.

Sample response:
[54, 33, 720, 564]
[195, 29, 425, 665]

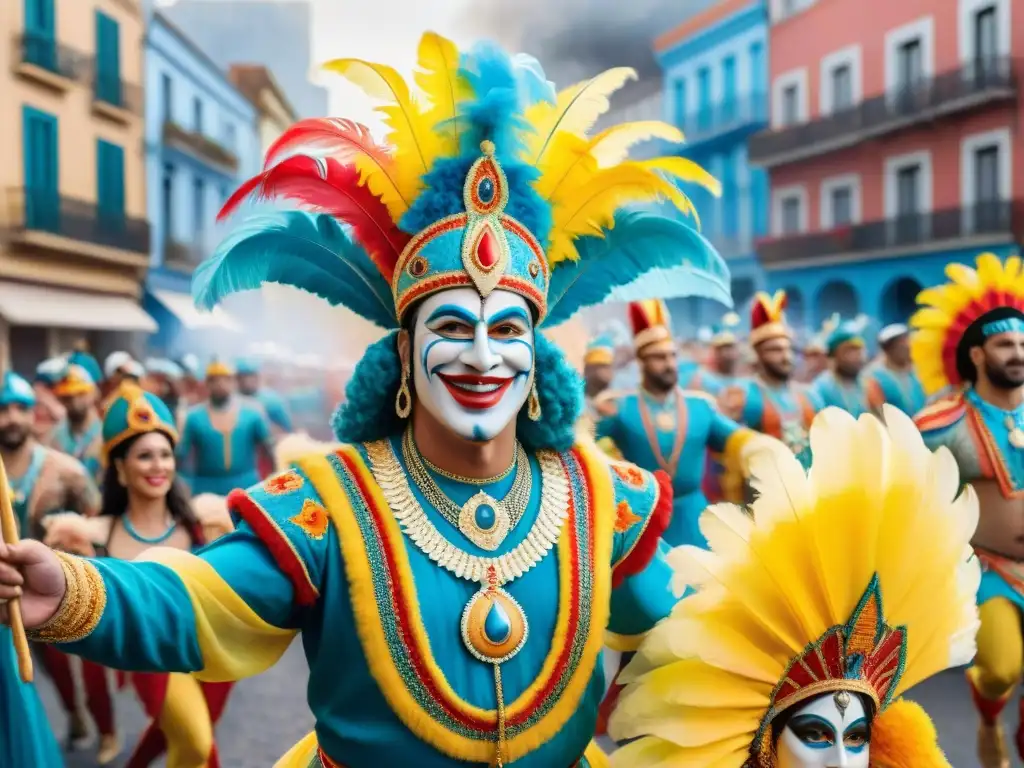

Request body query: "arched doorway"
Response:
[782, 286, 805, 333]
[814, 280, 858, 326]
[880, 277, 923, 325]
[731, 277, 756, 311]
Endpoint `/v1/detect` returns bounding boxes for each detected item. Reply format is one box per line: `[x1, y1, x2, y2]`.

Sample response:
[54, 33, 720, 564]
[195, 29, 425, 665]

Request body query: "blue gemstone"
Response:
[484, 601, 512, 644]
[478, 177, 495, 203]
[474, 503, 496, 531]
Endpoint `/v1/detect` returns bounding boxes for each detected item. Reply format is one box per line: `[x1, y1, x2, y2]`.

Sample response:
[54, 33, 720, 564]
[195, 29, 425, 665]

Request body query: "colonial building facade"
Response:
[750, 0, 1019, 334]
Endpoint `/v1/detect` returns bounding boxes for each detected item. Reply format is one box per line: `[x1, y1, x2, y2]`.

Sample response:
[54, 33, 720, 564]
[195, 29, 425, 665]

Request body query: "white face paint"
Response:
[776, 692, 870, 768]
[411, 288, 535, 442]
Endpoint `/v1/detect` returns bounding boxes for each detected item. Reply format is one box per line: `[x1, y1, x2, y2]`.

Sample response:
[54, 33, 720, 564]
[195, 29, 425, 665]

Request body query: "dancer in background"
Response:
[236, 358, 294, 478]
[811, 314, 882, 416]
[33, 357, 68, 441]
[912, 253, 1024, 768]
[50, 363, 104, 485]
[609, 406, 979, 767]
[45, 387, 234, 767]
[177, 360, 274, 495]
[685, 311, 744, 395]
[867, 322, 927, 416]
[143, 358, 187, 427]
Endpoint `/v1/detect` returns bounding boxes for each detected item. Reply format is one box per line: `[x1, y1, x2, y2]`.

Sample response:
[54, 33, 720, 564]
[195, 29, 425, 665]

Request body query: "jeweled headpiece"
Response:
[102, 389, 179, 461]
[196, 32, 731, 331]
[749, 290, 790, 347]
[608, 406, 980, 768]
[911, 252, 1024, 394]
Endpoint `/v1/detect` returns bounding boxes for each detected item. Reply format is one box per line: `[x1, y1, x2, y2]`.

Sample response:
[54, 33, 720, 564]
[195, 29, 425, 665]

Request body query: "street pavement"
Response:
[36, 651, 1010, 767]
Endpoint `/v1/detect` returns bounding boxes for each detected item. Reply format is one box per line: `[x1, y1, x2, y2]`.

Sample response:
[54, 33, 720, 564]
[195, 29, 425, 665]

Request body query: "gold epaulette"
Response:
[913, 393, 966, 433]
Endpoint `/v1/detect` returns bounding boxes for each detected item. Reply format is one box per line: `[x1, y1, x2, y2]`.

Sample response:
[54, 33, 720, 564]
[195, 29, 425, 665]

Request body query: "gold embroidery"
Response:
[289, 499, 330, 540]
[28, 552, 106, 643]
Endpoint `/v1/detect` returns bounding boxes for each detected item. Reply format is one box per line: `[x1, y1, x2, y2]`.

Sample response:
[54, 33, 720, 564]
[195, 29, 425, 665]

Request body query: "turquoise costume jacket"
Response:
[596, 388, 750, 548]
[49, 416, 103, 485]
[177, 399, 272, 496]
[811, 370, 881, 417]
[729, 378, 820, 469]
[57, 439, 674, 767]
[254, 389, 294, 432]
[865, 365, 926, 416]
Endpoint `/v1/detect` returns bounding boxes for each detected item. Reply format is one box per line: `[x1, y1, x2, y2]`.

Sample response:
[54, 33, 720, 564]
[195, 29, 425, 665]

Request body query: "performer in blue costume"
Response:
[177, 360, 274, 495]
[596, 299, 782, 547]
[50, 363, 104, 484]
[236, 358, 294, 433]
[866, 322, 927, 415]
[721, 291, 820, 468]
[683, 311, 744, 395]
[0, 33, 734, 767]
[811, 314, 883, 416]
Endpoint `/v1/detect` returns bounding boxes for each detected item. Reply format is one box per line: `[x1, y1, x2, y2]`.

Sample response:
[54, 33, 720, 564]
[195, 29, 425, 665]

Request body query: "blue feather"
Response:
[458, 42, 532, 158]
[542, 210, 732, 327]
[192, 211, 397, 329]
[510, 53, 557, 107]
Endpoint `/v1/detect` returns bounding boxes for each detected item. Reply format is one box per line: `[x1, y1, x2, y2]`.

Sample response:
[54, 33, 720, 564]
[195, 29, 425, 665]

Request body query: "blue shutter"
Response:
[96, 140, 125, 228]
[23, 0, 56, 70]
[94, 12, 121, 106]
[749, 41, 766, 119]
[721, 156, 738, 237]
[722, 56, 736, 120]
[697, 67, 711, 130]
[22, 106, 59, 231]
[673, 78, 686, 129]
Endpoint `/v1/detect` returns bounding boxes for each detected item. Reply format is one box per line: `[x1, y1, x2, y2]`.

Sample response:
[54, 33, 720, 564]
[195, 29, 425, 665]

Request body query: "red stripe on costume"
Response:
[914, 396, 965, 432]
[866, 377, 885, 410]
[227, 488, 320, 606]
[336, 451, 490, 732]
[612, 470, 672, 589]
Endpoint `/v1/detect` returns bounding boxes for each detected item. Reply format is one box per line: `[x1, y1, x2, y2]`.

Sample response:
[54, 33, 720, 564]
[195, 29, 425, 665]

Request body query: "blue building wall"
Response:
[656, 0, 769, 334]
[144, 13, 259, 358]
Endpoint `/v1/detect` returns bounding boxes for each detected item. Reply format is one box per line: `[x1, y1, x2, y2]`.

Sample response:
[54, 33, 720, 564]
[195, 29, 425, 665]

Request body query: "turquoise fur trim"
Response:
[398, 156, 552, 246]
[332, 332, 582, 452]
[0, 372, 35, 408]
[983, 317, 1024, 337]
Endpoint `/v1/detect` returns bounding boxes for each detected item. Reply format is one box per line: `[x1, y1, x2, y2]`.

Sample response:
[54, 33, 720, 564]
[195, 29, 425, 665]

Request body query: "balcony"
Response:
[90, 69, 142, 124]
[679, 93, 769, 149]
[11, 33, 85, 90]
[749, 57, 1018, 167]
[4, 187, 150, 264]
[756, 201, 1021, 267]
[162, 121, 239, 173]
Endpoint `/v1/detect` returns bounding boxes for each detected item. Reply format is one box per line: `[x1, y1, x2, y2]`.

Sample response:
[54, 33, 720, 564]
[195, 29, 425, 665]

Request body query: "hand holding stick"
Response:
[0, 456, 33, 682]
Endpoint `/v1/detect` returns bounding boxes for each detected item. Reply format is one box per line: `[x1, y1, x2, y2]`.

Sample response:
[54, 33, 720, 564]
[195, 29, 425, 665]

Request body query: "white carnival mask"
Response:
[411, 287, 535, 442]
[776, 691, 870, 768]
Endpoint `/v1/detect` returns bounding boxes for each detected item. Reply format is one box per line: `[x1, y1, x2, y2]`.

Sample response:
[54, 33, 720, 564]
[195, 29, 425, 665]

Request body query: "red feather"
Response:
[750, 298, 770, 328]
[264, 118, 394, 173]
[628, 301, 650, 336]
[217, 155, 409, 279]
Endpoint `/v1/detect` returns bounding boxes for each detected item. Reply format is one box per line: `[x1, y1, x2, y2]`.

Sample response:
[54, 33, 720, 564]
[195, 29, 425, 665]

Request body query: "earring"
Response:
[527, 381, 542, 421]
[395, 364, 412, 419]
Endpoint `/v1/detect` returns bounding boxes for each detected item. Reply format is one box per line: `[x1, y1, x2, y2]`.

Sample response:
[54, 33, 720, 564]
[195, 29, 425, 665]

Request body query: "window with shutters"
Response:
[781, 196, 802, 234]
[23, 0, 56, 70]
[831, 64, 853, 111]
[94, 11, 122, 106]
[96, 140, 125, 230]
[22, 106, 59, 231]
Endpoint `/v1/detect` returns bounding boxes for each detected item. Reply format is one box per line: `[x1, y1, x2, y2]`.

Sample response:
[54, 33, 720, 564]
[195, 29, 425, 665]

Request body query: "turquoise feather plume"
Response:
[458, 42, 536, 158]
[191, 211, 397, 329]
[543, 210, 731, 327]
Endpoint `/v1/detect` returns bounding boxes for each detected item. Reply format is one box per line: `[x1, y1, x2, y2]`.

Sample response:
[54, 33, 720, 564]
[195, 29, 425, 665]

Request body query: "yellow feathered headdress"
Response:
[911, 252, 1024, 394]
[609, 405, 979, 768]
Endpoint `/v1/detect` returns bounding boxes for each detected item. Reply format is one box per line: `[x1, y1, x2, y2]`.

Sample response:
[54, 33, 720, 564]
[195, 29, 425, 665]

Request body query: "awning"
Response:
[151, 289, 241, 332]
[0, 282, 157, 332]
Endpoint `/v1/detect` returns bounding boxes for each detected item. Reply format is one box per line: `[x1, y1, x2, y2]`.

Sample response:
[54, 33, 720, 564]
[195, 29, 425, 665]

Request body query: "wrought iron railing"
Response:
[678, 93, 769, 141]
[7, 187, 150, 254]
[162, 121, 239, 171]
[13, 33, 84, 81]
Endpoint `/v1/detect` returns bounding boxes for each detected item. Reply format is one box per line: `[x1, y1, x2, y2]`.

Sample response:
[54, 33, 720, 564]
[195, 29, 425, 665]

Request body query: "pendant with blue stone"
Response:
[458, 491, 512, 551]
[461, 565, 528, 665]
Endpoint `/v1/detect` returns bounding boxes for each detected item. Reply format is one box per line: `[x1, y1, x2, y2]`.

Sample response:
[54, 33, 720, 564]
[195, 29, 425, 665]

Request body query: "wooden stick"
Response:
[0, 456, 33, 683]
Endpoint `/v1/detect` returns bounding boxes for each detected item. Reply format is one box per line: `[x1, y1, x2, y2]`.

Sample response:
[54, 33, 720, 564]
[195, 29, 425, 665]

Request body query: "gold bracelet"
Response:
[27, 551, 107, 644]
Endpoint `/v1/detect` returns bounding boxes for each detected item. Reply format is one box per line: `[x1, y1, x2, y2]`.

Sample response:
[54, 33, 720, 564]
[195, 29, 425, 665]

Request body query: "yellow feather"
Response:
[323, 57, 444, 209]
[522, 66, 638, 164]
[413, 31, 469, 156]
[589, 121, 685, 167]
[638, 157, 722, 197]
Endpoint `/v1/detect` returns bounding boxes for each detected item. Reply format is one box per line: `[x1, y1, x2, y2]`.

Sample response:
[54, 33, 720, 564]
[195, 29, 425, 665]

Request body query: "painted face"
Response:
[411, 288, 534, 442]
[776, 691, 870, 768]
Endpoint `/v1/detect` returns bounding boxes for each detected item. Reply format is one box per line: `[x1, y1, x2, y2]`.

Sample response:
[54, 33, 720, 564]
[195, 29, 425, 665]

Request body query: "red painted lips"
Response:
[438, 374, 513, 410]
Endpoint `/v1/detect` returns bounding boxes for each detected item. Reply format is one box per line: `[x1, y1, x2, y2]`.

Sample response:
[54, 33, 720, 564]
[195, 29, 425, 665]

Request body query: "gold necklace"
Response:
[1003, 414, 1024, 449]
[420, 450, 516, 484]
[365, 438, 569, 768]
[401, 429, 532, 551]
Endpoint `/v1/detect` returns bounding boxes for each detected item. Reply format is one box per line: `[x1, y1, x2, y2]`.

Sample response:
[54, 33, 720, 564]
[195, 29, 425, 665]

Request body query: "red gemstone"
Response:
[476, 227, 499, 269]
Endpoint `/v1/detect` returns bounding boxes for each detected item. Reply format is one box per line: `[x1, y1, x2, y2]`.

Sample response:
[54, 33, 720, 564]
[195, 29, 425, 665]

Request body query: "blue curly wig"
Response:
[332, 331, 582, 452]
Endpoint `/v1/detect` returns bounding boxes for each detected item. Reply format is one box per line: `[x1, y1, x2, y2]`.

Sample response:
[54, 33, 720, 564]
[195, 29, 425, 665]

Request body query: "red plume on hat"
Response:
[629, 300, 674, 355]
[749, 290, 791, 347]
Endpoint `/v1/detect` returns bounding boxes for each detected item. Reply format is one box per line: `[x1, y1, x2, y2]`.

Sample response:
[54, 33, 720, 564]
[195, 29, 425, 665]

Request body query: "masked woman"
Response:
[44, 387, 234, 767]
[608, 405, 980, 767]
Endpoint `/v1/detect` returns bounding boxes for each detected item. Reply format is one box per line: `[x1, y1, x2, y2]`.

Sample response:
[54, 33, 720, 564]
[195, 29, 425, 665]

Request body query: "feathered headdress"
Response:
[608, 406, 979, 767]
[749, 290, 790, 347]
[628, 299, 674, 355]
[710, 311, 742, 347]
[911, 252, 1024, 394]
[195, 32, 729, 330]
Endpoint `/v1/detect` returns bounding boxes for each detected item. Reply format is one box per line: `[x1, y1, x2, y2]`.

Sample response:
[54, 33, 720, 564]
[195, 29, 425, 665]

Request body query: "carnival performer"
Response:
[177, 360, 274, 495]
[236, 358, 294, 434]
[721, 290, 819, 467]
[0, 371, 105, 750]
[866, 323, 927, 416]
[33, 356, 68, 441]
[0, 32, 735, 767]
[101, 353, 144, 415]
[811, 315, 883, 416]
[144, 358, 187, 427]
[596, 299, 782, 546]
[685, 311, 744, 394]
[44, 387, 235, 767]
[910, 252, 1024, 768]
[581, 334, 624, 461]
[799, 328, 828, 384]
[607, 405, 979, 767]
[50, 363, 104, 484]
